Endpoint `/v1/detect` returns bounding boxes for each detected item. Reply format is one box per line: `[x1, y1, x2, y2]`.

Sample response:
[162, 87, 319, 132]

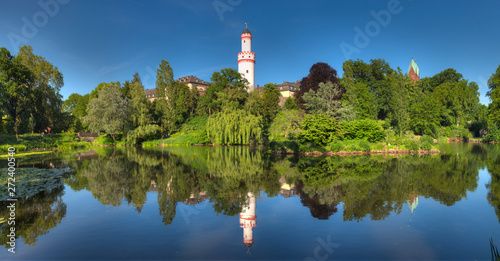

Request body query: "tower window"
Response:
[246, 70, 249, 73]
[244, 40, 246, 43]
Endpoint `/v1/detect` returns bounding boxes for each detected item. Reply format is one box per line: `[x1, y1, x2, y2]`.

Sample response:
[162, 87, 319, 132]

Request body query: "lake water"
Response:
[1, 143, 500, 260]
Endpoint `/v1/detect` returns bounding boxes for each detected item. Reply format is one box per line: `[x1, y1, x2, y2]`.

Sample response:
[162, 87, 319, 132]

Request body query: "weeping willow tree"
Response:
[206, 108, 262, 144]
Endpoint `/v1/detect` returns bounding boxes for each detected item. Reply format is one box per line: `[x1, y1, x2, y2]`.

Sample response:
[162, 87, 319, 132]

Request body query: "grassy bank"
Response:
[0, 133, 130, 152]
[143, 116, 209, 147]
[269, 136, 442, 156]
[0, 133, 91, 150]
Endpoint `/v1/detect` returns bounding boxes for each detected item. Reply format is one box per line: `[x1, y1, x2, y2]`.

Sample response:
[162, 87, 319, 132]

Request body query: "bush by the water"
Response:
[485, 124, 500, 142]
[0, 144, 27, 152]
[449, 126, 472, 140]
[143, 116, 210, 147]
[328, 141, 345, 152]
[342, 119, 386, 142]
[297, 114, 341, 146]
[404, 140, 420, 151]
[358, 140, 371, 152]
[127, 124, 161, 145]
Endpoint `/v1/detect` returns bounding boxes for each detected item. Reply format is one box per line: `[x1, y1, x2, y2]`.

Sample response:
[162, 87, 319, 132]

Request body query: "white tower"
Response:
[239, 192, 257, 248]
[238, 24, 255, 92]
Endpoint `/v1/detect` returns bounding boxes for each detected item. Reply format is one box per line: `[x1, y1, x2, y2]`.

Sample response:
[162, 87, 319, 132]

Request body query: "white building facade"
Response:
[238, 27, 255, 92]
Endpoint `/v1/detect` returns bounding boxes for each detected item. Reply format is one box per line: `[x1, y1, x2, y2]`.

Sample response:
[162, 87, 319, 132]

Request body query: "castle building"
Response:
[239, 192, 257, 248]
[278, 80, 300, 98]
[238, 25, 255, 92]
[176, 75, 209, 95]
[408, 58, 420, 82]
[144, 75, 208, 102]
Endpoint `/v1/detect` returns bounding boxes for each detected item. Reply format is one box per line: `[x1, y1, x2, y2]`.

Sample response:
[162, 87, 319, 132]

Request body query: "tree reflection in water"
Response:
[0, 187, 66, 248]
[5, 143, 500, 249]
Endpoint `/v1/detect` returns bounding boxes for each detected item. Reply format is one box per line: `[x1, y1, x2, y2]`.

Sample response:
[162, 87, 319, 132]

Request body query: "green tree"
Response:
[154, 61, 199, 134]
[128, 81, 152, 128]
[82, 83, 131, 140]
[410, 95, 441, 136]
[260, 83, 281, 125]
[206, 107, 262, 144]
[284, 97, 297, 110]
[390, 69, 411, 136]
[16, 45, 65, 132]
[488, 65, 500, 128]
[489, 88, 500, 128]
[0, 47, 35, 138]
[297, 114, 341, 145]
[268, 109, 303, 141]
[302, 81, 343, 118]
[297, 62, 343, 109]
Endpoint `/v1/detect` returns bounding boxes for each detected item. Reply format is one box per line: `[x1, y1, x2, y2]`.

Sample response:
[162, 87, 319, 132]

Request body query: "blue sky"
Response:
[0, 0, 498, 105]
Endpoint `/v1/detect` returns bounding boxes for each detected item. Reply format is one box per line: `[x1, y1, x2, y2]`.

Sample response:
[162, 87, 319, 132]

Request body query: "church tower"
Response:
[238, 24, 255, 92]
[408, 58, 420, 82]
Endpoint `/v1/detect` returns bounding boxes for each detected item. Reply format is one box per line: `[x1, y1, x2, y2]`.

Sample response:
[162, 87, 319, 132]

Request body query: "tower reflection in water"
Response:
[239, 192, 257, 249]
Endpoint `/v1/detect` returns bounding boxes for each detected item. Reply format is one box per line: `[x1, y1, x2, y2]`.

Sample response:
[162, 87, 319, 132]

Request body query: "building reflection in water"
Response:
[239, 192, 257, 250]
[408, 193, 419, 214]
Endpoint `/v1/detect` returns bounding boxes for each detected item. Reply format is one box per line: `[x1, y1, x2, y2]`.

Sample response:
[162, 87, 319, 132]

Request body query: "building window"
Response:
[246, 70, 249, 73]
[244, 40, 246, 43]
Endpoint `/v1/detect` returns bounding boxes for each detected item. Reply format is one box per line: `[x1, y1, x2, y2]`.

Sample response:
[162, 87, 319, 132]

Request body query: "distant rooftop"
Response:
[176, 75, 208, 86]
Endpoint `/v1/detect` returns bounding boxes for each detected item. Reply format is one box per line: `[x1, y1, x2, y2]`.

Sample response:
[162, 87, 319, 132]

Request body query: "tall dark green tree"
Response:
[389, 69, 411, 136]
[16, 45, 65, 132]
[296, 62, 343, 109]
[0, 47, 35, 137]
[198, 68, 248, 114]
[259, 83, 281, 125]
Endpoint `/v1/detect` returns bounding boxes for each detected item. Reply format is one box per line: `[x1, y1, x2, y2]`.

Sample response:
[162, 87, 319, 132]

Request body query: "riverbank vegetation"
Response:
[2, 45, 500, 151]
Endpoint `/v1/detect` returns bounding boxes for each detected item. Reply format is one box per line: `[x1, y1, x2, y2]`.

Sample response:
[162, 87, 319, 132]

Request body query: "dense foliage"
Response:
[297, 114, 341, 145]
[342, 119, 386, 142]
[2, 44, 499, 148]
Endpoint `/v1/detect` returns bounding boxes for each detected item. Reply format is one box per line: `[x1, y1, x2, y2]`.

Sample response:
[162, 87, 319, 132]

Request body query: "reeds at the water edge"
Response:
[491, 236, 500, 261]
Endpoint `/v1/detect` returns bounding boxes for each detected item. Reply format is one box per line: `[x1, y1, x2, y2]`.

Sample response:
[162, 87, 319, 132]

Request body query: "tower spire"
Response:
[245, 22, 247, 28]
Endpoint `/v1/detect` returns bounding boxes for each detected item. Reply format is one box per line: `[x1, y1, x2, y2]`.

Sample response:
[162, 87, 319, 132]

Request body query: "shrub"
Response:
[404, 140, 420, 151]
[298, 142, 325, 153]
[437, 136, 448, 143]
[358, 140, 371, 152]
[420, 140, 432, 151]
[385, 129, 396, 143]
[449, 126, 472, 140]
[268, 110, 303, 142]
[0, 135, 18, 145]
[0, 144, 27, 152]
[127, 124, 161, 145]
[57, 142, 91, 149]
[298, 114, 341, 145]
[94, 134, 118, 145]
[485, 124, 500, 142]
[404, 130, 416, 141]
[371, 142, 385, 151]
[268, 140, 300, 152]
[342, 119, 386, 142]
[420, 135, 434, 145]
[328, 140, 345, 152]
[343, 140, 361, 152]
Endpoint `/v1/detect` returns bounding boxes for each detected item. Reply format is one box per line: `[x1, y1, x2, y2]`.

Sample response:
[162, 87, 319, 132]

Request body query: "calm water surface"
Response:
[1, 143, 500, 260]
